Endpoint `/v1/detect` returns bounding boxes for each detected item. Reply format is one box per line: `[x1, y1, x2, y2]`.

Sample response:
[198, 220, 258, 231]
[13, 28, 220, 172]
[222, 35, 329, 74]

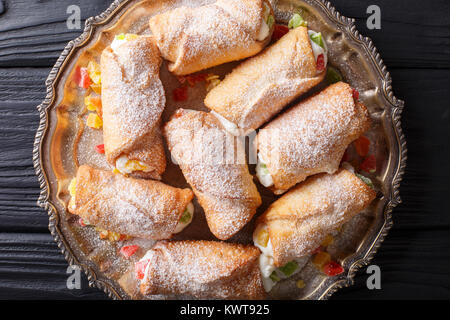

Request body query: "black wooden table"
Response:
[1, 0, 449, 300]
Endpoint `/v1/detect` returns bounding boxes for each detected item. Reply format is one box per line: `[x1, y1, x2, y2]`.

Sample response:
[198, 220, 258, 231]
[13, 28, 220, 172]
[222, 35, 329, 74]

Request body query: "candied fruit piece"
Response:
[313, 251, 331, 269]
[68, 178, 77, 197]
[86, 113, 103, 129]
[323, 261, 344, 276]
[257, 229, 270, 247]
[120, 245, 139, 258]
[87, 61, 101, 85]
[135, 260, 150, 280]
[296, 280, 306, 288]
[321, 234, 334, 247]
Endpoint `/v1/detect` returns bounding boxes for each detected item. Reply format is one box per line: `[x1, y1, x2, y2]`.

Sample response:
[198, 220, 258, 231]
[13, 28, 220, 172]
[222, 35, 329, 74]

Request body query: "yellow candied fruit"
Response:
[109, 232, 121, 242]
[206, 74, 221, 92]
[206, 74, 220, 81]
[256, 229, 270, 247]
[125, 33, 138, 41]
[121, 234, 132, 241]
[95, 227, 123, 242]
[90, 83, 102, 95]
[312, 251, 331, 269]
[96, 227, 109, 240]
[87, 61, 101, 85]
[125, 160, 149, 172]
[321, 234, 334, 247]
[296, 280, 306, 289]
[86, 113, 103, 129]
[68, 178, 77, 197]
[84, 95, 101, 112]
[113, 168, 121, 175]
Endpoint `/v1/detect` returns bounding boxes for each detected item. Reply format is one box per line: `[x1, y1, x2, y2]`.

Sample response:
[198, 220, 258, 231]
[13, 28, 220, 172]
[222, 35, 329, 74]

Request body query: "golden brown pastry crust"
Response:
[257, 82, 371, 194]
[101, 36, 166, 179]
[204, 26, 325, 132]
[69, 165, 194, 240]
[140, 240, 266, 299]
[149, 0, 273, 75]
[256, 169, 376, 267]
[164, 109, 262, 240]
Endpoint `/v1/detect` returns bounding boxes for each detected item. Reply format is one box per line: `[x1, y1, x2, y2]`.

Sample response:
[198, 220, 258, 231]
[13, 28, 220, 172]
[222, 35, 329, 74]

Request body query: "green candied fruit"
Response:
[356, 173, 374, 189]
[267, 15, 275, 29]
[269, 271, 281, 282]
[260, 162, 270, 175]
[326, 67, 343, 85]
[288, 13, 307, 29]
[278, 261, 298, 277]
[179, 208, 192, 224]
[115, 33, 125, 40]
[310, 32, 324, 48]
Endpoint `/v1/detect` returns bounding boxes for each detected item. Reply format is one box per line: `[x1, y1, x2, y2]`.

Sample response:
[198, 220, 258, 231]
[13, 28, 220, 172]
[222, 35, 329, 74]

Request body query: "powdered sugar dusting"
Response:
[149, 0, 271, 75]
[204, 26, 324, 130]
[260, 169, 376, 266]
[257, 82, 371, 193]
[74, 166, 194, 240]
[164, 110, 261, 240]
[101, 36, 166, 165]
[140, 240, 266, 299]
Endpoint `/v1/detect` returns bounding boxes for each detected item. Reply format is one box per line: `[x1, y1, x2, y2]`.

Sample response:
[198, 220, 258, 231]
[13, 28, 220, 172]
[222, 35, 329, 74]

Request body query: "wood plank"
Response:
[0, 0, 111, 67]
[333, 0, 450, 69]
[0, 233, 107, 299]
[335, 230, 450, 299]
[0, 68, 50, 232]
[0, 0, 449, 68]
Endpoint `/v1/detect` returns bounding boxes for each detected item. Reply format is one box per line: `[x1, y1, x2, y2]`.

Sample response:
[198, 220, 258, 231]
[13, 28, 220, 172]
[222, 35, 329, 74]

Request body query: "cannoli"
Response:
[101, 34, 166, 179]
[164, 109, 262, 240]
[253, 169, 376, 291]
[137, 240, 266, 299]
[67, 165, 195, 240]
[204, 26, 327, 135]
[256, 82, 371, 194]
[149, 0, 274, 75]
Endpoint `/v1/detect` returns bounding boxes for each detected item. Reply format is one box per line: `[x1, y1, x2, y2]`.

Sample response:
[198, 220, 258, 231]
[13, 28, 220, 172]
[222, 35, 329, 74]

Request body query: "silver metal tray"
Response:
[33, 0, 407, 300]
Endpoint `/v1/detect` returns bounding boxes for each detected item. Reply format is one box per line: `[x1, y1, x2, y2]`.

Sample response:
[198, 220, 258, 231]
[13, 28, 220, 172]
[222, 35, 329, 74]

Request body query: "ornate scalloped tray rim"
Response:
[33, 0, 407, 300]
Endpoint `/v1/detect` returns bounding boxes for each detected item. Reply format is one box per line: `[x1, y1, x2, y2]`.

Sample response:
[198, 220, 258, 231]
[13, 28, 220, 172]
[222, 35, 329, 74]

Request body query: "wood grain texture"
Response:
[0, 0, 449, 300]
[0, 0, 112, 67]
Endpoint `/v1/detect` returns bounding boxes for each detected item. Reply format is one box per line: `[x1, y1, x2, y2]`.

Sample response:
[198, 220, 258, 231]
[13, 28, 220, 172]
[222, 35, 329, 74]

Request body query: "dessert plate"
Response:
[33, 0, 406, 299]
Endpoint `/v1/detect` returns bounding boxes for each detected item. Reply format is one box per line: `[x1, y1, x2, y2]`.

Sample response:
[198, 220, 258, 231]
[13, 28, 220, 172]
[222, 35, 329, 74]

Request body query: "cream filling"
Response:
[174, 202, 194, 234]
[115, 155, 152, 175]
[259, 254, 277, 292]
[256, 153, 274, 187]
[68, 178, 77, 212]
[308, 30, 328, 72]
[110, 34, 138, 54]
[253, 224, 274, 257]
[254, 224, 307, 292]
[111, 38, 127, 54]
[342, 161, 355, 173]
[253, 224, 276, 292]
[256, 3, 272, 41]
[210, 111, 242, 136]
